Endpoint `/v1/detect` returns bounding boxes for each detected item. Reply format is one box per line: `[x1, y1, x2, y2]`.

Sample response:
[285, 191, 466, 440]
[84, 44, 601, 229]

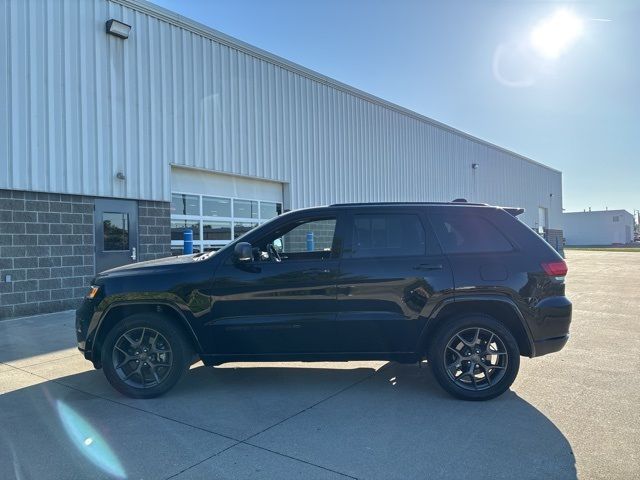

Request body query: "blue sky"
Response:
[150, 0, 639, 215]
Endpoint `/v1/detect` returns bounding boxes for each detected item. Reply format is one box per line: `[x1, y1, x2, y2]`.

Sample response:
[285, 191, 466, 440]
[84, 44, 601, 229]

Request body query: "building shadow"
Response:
[0, 361, 577, 479]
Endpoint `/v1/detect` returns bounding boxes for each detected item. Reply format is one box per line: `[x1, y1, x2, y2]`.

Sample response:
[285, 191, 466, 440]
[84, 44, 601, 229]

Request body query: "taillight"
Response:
[541, 260, 568, 277]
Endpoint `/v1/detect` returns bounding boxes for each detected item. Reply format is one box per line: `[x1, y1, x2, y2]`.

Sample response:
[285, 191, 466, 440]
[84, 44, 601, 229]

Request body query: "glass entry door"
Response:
[94, 199, 139, 274]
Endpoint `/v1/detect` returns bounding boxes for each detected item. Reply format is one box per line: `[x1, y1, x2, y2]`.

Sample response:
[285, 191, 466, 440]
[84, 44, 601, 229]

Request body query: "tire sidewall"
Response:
[429, 314, 520, 401]
[101, 314, 191, 399]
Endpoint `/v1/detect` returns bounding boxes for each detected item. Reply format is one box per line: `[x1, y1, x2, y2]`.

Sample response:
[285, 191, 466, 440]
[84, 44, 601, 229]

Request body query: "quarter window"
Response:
[351, 214, 426, 258]
[430, 214, 512, 254]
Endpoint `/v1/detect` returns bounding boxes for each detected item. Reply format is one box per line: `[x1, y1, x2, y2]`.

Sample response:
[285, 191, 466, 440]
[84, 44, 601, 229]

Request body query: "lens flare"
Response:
[56, 401, 126, 479]
[530, 9, 584, 59]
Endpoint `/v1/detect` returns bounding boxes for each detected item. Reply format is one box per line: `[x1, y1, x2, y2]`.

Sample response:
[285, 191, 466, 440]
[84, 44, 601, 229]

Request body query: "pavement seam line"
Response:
[242, 368, 379, 443]
[162, 370, 377, 480]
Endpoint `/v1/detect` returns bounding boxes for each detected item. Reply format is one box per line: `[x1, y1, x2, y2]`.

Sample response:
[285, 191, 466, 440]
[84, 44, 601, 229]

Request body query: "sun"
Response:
[530, 9, 584, 59]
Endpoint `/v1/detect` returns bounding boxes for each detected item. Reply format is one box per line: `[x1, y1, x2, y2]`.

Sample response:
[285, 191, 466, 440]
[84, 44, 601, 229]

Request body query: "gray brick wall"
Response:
[138, 200, 171, 261]
[0, 189, 95, 319]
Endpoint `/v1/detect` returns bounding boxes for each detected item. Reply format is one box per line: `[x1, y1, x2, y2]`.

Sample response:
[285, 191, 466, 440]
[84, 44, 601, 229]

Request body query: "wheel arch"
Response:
[419, 297, 534, 357]
[91, 302, 201, 368]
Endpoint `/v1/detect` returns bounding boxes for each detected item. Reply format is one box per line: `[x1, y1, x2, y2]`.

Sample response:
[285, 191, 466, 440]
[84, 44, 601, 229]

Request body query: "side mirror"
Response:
[272, 238, 283, 253]
[234, 242, 253, 262]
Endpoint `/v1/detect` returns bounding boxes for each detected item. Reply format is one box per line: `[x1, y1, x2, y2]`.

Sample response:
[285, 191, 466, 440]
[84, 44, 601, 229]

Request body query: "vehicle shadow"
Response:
[0, 361, 577, 480]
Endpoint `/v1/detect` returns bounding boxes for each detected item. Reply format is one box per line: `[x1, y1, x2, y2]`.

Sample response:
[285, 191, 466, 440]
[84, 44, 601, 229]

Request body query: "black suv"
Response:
[76, 202, 571, 401]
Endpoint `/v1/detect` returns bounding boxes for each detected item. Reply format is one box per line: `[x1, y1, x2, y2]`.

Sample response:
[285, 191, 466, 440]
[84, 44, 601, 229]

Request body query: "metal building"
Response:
[0, 0, 564, 318]
[563, 210, 635, 246]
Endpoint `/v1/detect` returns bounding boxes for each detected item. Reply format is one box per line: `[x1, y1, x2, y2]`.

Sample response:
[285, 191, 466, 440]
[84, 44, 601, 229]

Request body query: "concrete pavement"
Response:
[1, 250, 638, 479]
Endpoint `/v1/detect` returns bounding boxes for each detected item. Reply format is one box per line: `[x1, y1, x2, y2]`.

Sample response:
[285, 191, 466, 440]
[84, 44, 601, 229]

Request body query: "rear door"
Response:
[335, 208, 454, 353]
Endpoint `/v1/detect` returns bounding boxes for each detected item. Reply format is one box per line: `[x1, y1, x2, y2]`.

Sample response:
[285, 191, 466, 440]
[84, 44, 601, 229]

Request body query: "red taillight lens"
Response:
[541, 261, 568, 277]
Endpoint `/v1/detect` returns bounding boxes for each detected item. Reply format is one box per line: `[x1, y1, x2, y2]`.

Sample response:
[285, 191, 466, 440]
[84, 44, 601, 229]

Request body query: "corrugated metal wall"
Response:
[0, 0, 563, 228]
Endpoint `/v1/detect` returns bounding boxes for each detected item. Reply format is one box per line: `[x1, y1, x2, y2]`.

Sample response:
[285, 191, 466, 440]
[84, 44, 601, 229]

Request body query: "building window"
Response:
[613, 216, 620, 222]
[103, 212, 129, 251]
[171, 193, 200, 216]
[170, 192, 282, 255]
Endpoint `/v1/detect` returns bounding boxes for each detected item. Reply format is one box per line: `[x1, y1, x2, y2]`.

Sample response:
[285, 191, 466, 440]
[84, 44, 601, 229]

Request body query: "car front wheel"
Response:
[429, 315, 520, 401]
[101, 314, 192, 398]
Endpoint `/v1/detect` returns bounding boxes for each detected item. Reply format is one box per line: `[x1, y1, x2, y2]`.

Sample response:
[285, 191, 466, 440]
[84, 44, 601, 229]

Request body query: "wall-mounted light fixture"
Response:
[106, 19, 131, 39]
[472, 163, 479, 169]
[116, 172, 126, 180]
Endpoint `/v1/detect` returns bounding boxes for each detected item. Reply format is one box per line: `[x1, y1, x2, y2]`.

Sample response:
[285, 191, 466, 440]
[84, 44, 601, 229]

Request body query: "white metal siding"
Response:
[563, 211, 635, 246]
[1, 0, 563, 229]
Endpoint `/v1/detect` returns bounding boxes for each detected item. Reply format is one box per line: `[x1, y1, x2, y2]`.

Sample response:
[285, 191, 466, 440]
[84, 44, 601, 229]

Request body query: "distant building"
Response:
[563, 210, 635, 245]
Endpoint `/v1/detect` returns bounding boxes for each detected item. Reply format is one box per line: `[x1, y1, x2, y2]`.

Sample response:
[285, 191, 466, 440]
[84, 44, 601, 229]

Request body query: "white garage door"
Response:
[170, 167, 284, 255]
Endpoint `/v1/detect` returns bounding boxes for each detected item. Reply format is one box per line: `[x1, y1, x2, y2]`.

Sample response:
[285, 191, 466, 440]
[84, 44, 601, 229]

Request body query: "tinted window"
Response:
[351, 214, 426, 258]
[103, 212, 129, 250]
[430, 214, 512, 253]
[281, 219, 336, 254]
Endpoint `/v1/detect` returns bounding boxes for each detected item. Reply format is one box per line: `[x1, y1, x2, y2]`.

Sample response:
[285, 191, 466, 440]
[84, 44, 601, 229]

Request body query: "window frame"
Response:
[342, 210, 435, 260]
[427, 212, 515, 256]
[227, 212, 344, 265]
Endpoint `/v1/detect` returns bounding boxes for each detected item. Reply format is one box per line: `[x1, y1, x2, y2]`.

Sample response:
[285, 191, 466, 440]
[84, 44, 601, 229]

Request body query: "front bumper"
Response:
[76, 297, 99, 357]
[531, 296, 572, 357]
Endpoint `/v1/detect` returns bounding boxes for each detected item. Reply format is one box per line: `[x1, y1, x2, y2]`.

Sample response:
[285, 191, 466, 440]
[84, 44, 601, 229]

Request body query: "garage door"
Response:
[170, 167, 284, 255]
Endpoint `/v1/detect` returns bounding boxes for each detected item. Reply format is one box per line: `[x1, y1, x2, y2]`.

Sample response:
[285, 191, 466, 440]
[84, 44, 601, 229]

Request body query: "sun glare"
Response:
[530, 9, 584, 59]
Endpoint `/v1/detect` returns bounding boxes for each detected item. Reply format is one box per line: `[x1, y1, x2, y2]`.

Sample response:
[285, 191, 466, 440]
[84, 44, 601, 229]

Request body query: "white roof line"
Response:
[564, 210, 632, 215]
[114, 0, 562, 175]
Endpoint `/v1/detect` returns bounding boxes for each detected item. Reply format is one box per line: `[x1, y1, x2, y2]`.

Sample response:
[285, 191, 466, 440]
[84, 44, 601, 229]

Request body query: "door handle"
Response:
[302, 268, 331, 275]
[414, 263, 443, 271]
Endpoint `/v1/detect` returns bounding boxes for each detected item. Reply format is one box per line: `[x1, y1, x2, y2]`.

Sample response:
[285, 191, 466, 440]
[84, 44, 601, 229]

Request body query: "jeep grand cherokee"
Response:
[76, 201, 571, 401]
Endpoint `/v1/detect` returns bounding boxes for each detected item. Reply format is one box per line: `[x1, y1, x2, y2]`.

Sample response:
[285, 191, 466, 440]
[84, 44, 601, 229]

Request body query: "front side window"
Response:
[430, 214, 513, 254]
[103, 212, 129, 251]
[255, 217, 337, 262]
[351, 214, 426, 258]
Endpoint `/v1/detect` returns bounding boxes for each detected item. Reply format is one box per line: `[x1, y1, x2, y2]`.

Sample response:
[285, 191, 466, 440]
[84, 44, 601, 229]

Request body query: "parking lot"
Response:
[0, 250, 638, 479]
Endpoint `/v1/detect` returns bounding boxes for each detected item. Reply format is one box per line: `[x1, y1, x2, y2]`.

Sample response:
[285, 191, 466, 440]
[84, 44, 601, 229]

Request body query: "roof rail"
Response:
[328, 201, 488, 207]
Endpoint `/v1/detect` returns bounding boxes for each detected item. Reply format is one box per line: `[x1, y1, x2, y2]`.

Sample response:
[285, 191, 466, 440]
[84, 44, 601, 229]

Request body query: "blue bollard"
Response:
[306, 231, 314, 252]
[183, 229, 193, 254]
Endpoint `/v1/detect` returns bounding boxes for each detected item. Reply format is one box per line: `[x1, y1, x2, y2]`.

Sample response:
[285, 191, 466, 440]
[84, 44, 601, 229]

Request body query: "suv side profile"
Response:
[76, 202, 571, 401]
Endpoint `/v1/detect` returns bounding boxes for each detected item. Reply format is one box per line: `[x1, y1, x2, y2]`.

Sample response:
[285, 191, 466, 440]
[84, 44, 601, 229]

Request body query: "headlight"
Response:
[86, 286, 100, 299]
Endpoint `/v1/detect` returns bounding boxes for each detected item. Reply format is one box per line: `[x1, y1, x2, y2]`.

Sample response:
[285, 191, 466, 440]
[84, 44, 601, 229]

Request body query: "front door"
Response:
[335, 209, 454, 353]
[206, 213, 344, 355]
[94, 199, 139, 274]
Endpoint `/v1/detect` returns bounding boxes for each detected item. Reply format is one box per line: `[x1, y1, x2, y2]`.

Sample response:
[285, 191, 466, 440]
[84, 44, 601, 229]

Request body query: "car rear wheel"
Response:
[429, 314, 520, 401]
[101, 314, 192, 398]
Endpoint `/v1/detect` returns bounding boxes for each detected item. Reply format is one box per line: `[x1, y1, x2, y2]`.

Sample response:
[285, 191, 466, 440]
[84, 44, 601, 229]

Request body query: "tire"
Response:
[428, 314, 520, 401]
[101, 313, 192, 399]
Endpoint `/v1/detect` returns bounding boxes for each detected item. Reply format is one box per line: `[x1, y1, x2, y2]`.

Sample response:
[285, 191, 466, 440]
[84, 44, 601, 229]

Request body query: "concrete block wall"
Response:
[0, 192, 173, 319]
[138, 201, 172, 261]
[0, 189, 95, 319]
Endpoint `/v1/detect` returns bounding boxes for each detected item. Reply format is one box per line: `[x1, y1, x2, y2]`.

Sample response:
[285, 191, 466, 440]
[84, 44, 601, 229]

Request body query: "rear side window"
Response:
[430, 214, 513, 254]
[351, 214, 426, 258]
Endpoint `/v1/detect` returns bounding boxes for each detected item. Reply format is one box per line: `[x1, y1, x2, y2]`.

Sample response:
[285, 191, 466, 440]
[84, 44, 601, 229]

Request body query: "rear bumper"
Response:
[533, 335, 569, 357]
[530, 296, 572, 357]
